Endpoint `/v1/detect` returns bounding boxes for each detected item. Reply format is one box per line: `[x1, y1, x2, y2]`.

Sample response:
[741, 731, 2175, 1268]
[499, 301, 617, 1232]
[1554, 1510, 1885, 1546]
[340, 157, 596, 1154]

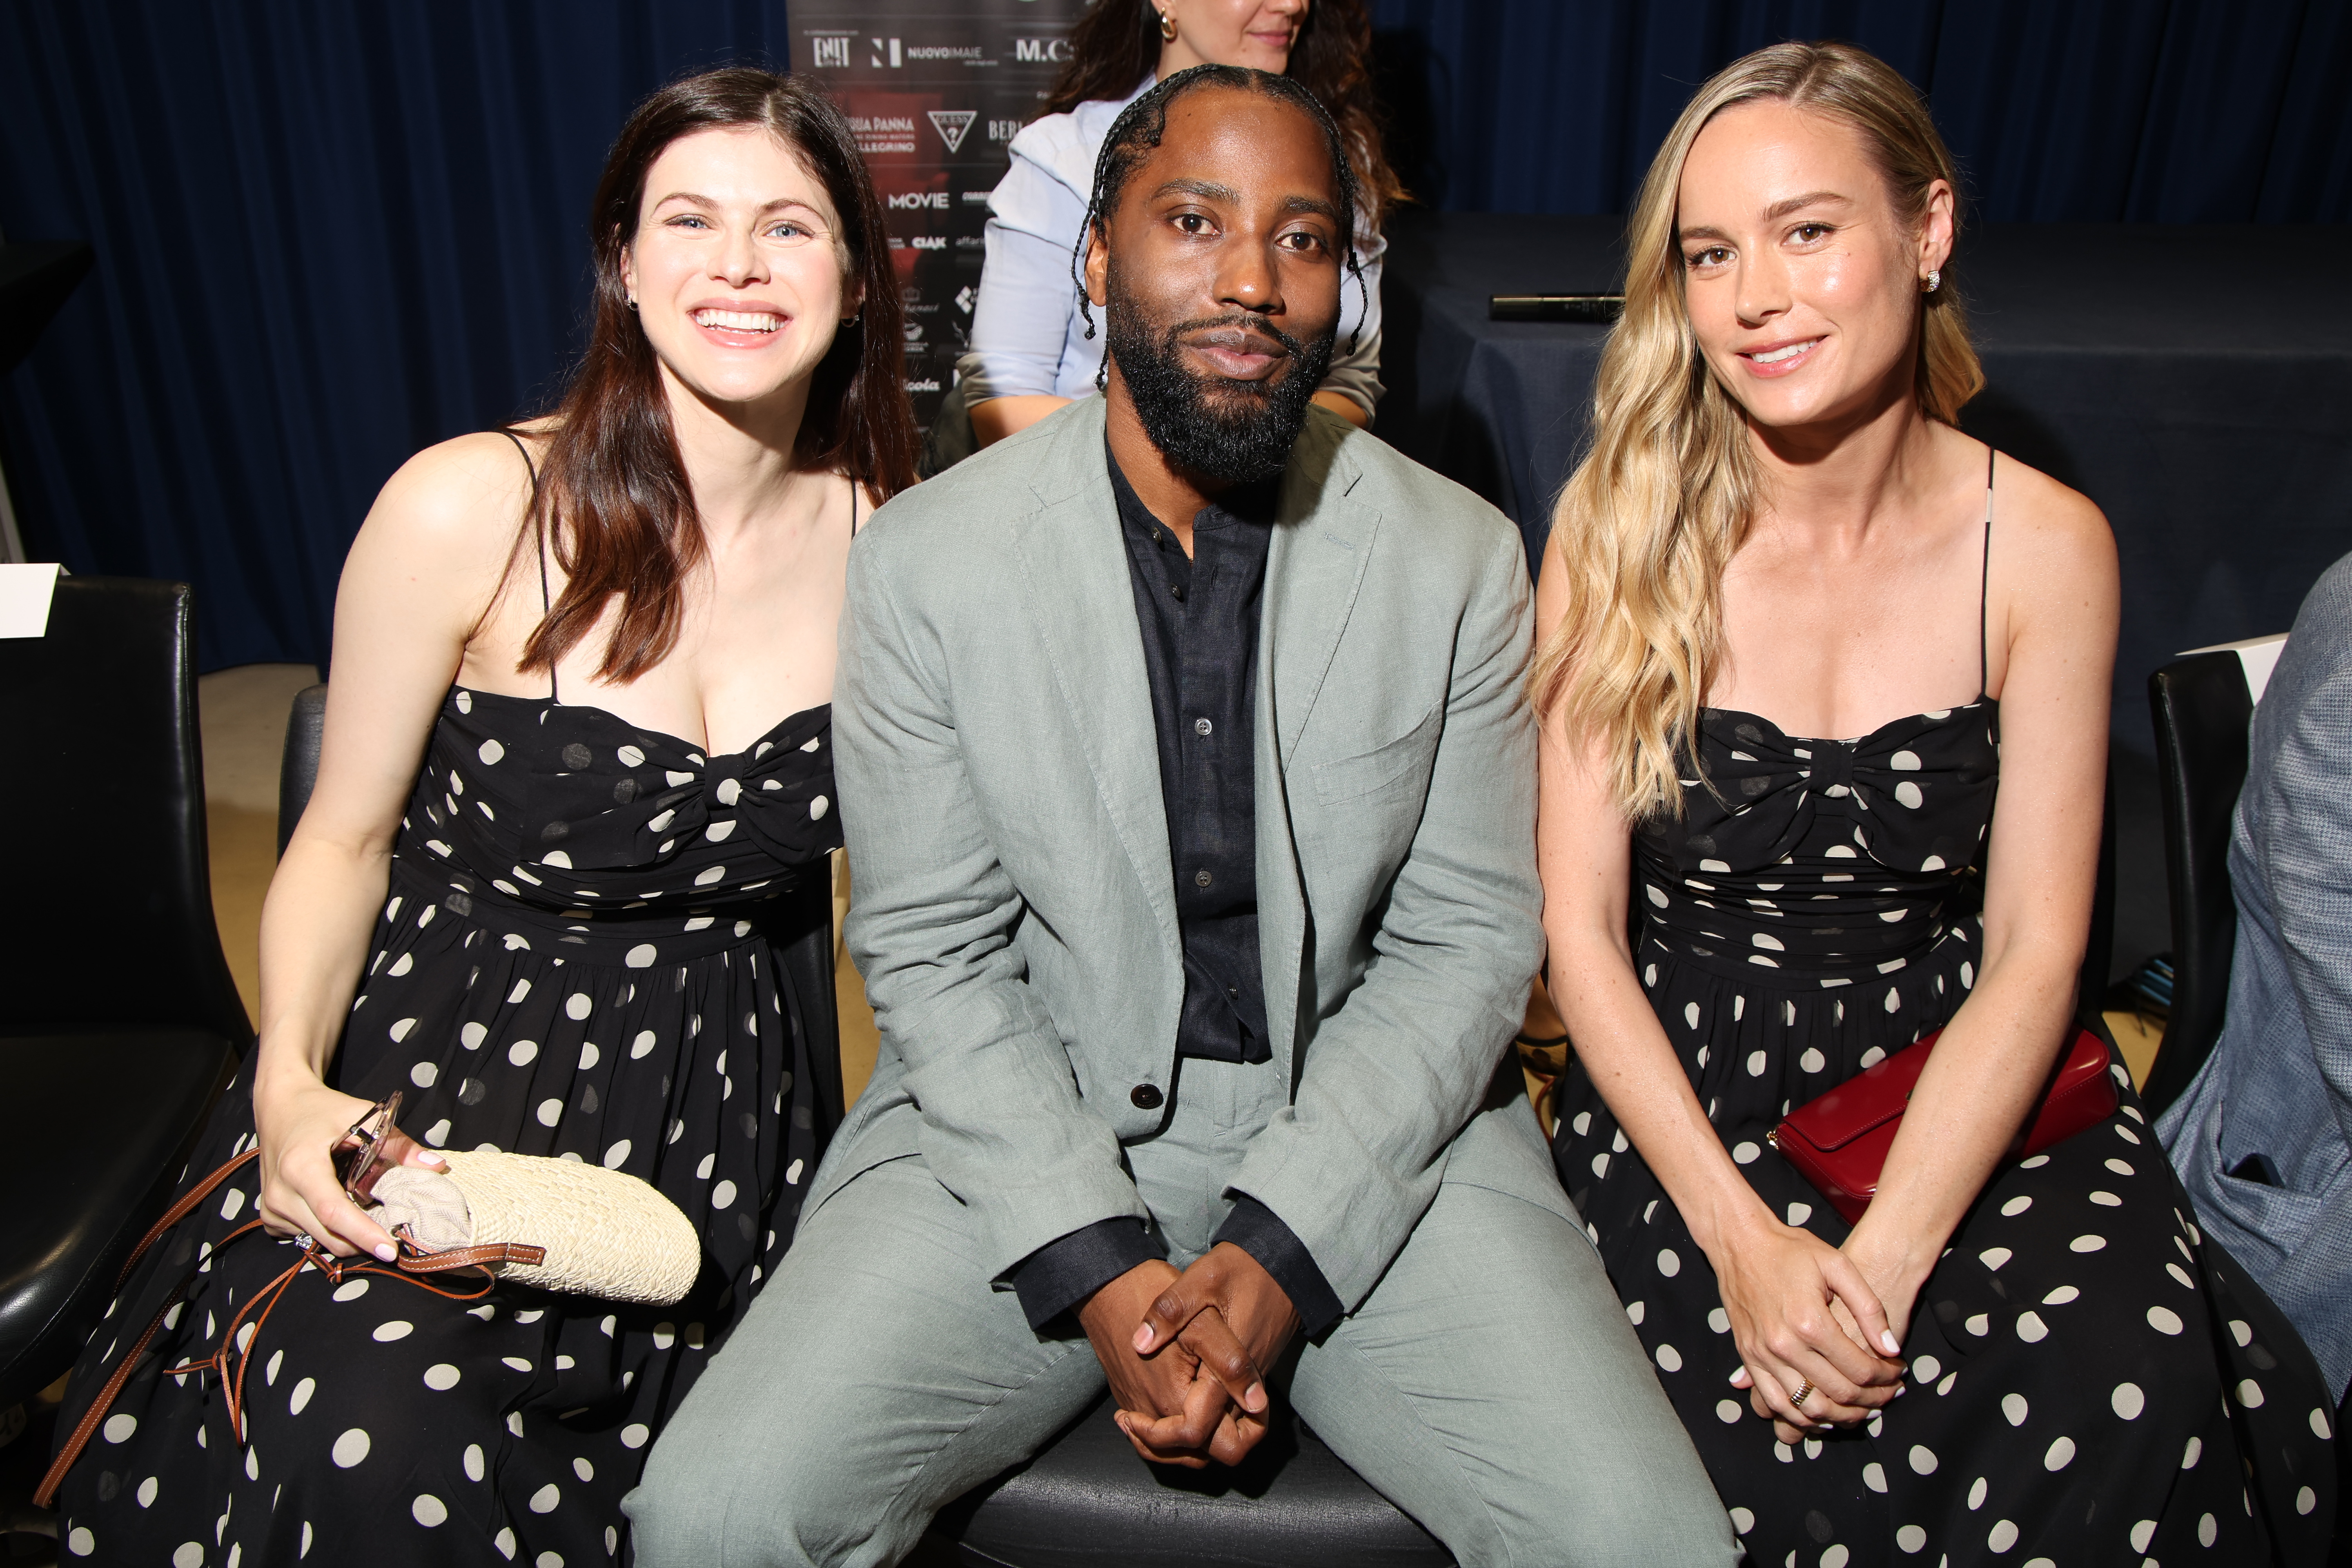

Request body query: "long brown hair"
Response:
[1042, 0, 1405, 218]
[1530, 41, 1982, 820]
[519, 68, 918, 684]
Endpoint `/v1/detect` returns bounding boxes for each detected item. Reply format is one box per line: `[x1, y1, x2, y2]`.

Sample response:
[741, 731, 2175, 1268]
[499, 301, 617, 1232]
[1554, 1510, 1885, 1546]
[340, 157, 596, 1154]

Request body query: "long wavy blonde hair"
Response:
[1530, 41, 1984, 820]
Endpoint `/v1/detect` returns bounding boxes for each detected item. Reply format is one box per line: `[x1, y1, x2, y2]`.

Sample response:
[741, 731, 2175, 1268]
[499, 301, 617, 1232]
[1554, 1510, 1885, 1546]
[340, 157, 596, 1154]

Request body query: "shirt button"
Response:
[1169, 584, 1185, 601]
[1195, 869, 1212, 888]
[1130, 1083, 1163, 1110]
[1194, 717, 1212, 736]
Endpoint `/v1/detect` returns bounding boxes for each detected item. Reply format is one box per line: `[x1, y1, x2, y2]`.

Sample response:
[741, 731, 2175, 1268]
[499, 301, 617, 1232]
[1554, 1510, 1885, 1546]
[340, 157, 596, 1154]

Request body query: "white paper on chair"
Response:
[0, 563, 61, 638]
[2182, 632, 2289, 706]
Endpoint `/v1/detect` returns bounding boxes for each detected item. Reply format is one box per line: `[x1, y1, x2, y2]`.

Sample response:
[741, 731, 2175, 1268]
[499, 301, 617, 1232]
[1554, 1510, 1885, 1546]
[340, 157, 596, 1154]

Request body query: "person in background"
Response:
[2162, 551, 2352, 1456]
[961, 0, 1397, 448]
[1535, 39, 2335, 1565]
[49, 68, 915, 1564]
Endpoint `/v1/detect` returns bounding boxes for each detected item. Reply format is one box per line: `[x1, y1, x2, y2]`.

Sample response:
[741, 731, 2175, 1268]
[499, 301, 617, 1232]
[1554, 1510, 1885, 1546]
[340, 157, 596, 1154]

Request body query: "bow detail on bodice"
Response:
[1632, 701, 2001, 981]
[1648, 702, 2000, 881]
[406, 688, 842, 914]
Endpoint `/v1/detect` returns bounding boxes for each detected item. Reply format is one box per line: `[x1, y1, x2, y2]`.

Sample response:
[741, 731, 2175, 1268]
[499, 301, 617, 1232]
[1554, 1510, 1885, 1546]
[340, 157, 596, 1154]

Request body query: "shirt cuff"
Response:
[1008, 1217, 1166, 1330]
[1214, 1196, 1345, 1338]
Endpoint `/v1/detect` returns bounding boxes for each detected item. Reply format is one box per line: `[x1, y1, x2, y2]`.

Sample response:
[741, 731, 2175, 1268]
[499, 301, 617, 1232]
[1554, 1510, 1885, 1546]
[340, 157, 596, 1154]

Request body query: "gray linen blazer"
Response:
[811, 396, 1564, 1313]
[2161, 551, 2352, 1398]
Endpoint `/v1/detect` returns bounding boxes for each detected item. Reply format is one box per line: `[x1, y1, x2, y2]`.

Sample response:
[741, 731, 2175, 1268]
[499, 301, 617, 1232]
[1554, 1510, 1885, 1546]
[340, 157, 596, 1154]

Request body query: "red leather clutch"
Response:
[1767, 1026, 2118, 1223]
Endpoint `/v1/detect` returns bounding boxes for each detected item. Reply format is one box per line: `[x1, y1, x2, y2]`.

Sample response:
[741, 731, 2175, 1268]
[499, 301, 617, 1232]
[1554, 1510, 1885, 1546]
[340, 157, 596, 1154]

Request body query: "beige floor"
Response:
[196, 665, 883, 1102]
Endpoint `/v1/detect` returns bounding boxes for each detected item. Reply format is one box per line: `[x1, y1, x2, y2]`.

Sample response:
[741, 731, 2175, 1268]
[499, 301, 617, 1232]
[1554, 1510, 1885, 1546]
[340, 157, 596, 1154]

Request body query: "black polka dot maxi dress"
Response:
[1552, 699, 2337, 1566]
[51, 684, 845, 1566]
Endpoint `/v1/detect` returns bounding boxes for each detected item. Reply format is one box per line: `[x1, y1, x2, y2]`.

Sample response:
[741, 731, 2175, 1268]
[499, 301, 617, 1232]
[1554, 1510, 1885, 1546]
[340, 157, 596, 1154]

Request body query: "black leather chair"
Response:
[2139, 648, 2263, 1118]
[0, 578, 250, 1412]
[2080, 767, 2118, 1033]
[928, 1397, 1451, 1567]
[276, 682, 328, 856]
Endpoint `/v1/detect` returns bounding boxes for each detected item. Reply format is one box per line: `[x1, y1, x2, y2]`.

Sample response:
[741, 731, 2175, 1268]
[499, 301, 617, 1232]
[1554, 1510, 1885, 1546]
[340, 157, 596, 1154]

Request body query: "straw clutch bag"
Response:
[40, 1116, 704, 1508]
[367, 1150, 701, 1305]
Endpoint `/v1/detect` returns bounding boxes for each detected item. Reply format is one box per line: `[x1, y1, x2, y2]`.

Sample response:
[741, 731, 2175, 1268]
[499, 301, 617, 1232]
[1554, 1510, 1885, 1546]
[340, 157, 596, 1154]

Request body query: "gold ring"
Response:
[1789, 1378, 1814, 1410]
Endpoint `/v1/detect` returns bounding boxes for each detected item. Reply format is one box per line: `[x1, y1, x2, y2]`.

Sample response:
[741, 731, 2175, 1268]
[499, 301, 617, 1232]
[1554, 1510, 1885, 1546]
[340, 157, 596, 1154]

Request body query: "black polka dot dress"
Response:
[1552, 701, 2337, 1566]
[52, 685, 845, 1566]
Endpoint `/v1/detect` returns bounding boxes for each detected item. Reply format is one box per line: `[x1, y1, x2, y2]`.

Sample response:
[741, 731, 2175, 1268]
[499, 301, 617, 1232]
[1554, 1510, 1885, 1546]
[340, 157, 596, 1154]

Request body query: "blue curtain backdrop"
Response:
[1368, 0, 2352, 219]
[0, 2, 792, 670]
[3, 0, 2347, 669]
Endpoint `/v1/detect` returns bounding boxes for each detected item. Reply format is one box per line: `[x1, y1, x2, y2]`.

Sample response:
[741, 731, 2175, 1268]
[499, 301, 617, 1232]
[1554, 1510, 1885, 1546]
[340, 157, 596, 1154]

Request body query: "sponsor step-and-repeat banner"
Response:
[798, 2, 1091, 432]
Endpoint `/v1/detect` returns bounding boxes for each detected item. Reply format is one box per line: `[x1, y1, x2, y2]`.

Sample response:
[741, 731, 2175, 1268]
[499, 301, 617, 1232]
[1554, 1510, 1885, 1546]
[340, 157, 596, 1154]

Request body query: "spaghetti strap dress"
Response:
[1552, 451, 2336, 1566]
[51, 437, 858, 1567]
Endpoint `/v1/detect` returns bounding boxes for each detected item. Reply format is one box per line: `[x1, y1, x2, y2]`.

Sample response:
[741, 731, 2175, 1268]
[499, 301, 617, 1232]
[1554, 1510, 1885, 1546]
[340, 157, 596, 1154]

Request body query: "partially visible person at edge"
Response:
[961, 0, 1398, 447]
[629, 64, 1736, 1568]
[1535, 40, 2336, 1567]
[2162, 552, 2352, 1451]
[48, 68, 916, 1565]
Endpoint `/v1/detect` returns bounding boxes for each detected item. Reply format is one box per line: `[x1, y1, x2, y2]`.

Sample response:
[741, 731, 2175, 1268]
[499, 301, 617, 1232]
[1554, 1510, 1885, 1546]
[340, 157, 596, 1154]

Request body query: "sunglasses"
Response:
[332, 1090, 406, 1207]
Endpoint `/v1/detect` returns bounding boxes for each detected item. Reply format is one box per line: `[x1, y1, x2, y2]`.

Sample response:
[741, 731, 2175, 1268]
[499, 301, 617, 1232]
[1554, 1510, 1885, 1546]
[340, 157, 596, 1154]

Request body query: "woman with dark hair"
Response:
[960, 0, 1401, 448]
[48, 67, 915, 1564]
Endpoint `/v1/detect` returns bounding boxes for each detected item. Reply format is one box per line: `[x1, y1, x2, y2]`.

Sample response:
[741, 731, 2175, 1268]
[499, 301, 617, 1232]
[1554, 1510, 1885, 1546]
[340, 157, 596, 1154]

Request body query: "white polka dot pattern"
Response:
[48, 684, 839, 1563]
[1551, 693, 2331, 1564]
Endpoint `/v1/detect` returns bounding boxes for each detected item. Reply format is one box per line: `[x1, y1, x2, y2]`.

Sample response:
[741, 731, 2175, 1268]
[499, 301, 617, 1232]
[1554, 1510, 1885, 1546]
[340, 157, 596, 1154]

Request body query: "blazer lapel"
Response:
[1264, 433, 1382, 766]
[1008, 402, 1182, 960]
[1255, 426, 1383, 1073]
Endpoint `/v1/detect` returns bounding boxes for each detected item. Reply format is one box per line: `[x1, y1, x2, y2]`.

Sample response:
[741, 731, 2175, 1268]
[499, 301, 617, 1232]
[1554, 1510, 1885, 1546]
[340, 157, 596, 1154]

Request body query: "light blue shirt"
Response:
[2161, 552, 2352, 1398]
[958, 76, 1386, 420]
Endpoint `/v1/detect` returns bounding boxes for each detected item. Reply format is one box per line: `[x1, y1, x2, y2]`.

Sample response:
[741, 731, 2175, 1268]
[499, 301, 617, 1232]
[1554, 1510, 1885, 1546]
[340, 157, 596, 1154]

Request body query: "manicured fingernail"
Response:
[374, 1243, 397, 1262]
[421, 1153, 447, 1167]
[1880, 1331, 1901, 1354]
[1132, 1326, 1153, 1353]
[1729, 1367, 1748, 1385]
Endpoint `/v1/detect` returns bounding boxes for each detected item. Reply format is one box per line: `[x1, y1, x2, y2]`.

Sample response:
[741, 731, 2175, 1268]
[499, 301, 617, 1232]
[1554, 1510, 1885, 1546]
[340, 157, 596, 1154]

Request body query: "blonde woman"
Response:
[1538, 41, 2332, 1564]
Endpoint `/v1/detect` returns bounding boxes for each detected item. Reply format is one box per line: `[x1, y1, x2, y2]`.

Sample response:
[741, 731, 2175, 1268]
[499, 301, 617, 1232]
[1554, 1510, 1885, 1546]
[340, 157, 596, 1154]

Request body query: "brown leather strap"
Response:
[35, 1148, 543, 1509]
[35, 1278, 184, 1508]
[117, 1146, 261, 1290]
[37, 1147, 267, 1504]
[398, 1241, 547, 1274]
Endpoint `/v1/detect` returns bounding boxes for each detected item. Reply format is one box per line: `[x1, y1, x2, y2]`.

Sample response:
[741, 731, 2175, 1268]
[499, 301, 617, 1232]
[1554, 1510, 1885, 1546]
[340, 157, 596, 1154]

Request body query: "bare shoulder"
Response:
[354, 429, 539, 575]
[1985, 445, 2116, 606]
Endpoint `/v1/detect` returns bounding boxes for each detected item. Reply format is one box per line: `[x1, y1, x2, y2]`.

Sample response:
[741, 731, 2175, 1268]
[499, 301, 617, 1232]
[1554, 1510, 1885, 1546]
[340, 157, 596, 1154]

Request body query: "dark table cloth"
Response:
[1379, 212, 2352, 751]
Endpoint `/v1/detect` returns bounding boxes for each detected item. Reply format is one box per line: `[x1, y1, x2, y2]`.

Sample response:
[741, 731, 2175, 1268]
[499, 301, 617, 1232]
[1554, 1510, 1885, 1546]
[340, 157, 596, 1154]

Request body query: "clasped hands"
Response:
[1076, 1241, 1301, 1468]
[1717, 1216, 1918, 1446]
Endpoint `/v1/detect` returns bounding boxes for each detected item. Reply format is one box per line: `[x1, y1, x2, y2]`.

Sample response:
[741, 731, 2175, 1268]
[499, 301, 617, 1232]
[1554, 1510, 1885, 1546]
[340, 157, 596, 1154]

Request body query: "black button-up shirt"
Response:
[1111, 446, 1274, 1065]
[1002, 442, 1343, 1340]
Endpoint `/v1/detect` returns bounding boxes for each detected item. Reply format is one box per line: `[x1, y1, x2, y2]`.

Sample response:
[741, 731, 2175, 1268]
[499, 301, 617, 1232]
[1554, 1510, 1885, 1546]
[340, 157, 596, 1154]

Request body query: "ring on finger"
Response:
[1789, 1377, 1815, 1410]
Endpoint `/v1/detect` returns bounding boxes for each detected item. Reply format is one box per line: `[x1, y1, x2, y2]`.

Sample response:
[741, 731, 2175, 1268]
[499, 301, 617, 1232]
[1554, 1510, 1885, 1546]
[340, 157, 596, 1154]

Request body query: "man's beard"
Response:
[1103, 264, 1336, 486]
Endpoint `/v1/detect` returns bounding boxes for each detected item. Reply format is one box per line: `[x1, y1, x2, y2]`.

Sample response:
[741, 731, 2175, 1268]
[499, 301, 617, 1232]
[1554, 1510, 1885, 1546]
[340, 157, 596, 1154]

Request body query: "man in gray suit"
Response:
[632, 66, 1731, 1567]
[2163, 551, 2352, 1413]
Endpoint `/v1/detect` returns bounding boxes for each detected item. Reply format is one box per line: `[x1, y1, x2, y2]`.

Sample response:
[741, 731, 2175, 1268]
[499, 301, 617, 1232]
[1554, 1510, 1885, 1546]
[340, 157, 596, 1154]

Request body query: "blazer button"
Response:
[1131, 1083, 1163, 1110]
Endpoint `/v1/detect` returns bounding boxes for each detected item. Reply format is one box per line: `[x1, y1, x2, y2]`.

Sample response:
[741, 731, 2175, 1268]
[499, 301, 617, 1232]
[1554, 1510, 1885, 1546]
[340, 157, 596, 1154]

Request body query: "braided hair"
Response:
[1072, 64, 1370, 390]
